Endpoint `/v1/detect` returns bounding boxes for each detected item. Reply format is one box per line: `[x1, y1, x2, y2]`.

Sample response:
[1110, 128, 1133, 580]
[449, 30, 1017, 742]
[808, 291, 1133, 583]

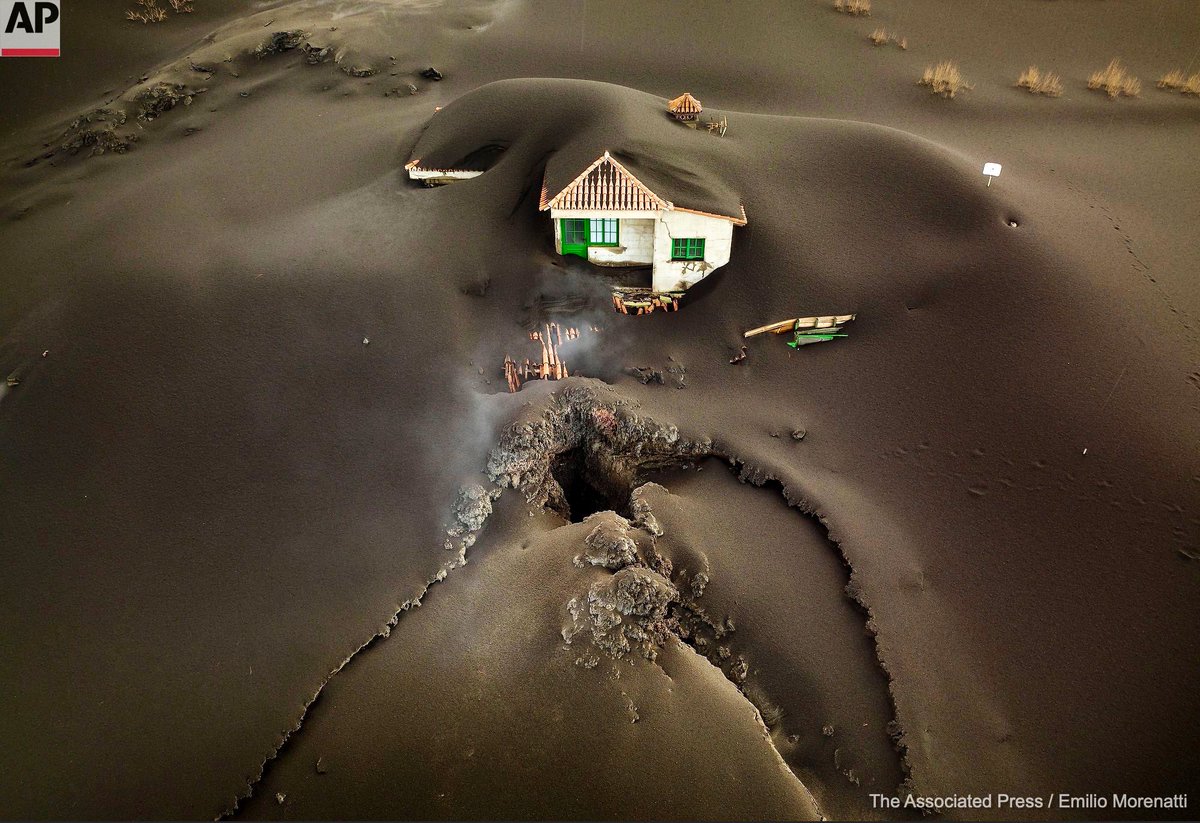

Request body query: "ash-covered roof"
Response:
[406, 144, 505, 174]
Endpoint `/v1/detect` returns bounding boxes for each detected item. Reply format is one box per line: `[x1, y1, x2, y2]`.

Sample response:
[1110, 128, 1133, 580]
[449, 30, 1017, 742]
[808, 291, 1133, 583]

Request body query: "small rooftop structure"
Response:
[667, 92, 703, 121]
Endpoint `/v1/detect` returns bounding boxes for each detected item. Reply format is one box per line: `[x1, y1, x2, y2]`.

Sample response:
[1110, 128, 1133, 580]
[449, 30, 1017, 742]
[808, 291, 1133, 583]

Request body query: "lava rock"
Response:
[302, 43, 333, 64]
[629, 483, 665, 537]
[421, 67, 444, 80]
[57, 108, 134, 157]
[451, 484, 497, 534]
[626, 366, 664, 385]
[255, 30, 305, 56]
[580, 517, 638, 570]
[137, 83, 202, 122]
[611, 567, 677, 619]
[564, 565, 679, 662]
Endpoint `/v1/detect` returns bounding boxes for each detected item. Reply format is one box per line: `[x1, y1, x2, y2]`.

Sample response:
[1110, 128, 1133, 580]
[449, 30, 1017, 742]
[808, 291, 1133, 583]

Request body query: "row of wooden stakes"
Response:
[504, 322, 583, 393]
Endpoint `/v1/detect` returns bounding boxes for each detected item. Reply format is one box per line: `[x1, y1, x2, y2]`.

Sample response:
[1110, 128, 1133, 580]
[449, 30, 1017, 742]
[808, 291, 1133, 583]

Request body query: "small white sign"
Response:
[983, 162, 1002, 177]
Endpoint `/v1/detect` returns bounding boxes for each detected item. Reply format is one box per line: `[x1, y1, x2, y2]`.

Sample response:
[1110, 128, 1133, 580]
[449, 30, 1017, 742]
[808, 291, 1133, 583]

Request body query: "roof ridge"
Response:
[541, 151, 671, 212]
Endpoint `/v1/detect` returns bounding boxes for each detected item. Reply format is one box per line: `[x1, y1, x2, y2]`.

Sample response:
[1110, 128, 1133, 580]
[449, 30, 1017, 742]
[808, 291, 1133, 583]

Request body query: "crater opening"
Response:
[1006, 218, 1020, 228]
[487, 387, 710, 525]
[549, 447, 635, 522]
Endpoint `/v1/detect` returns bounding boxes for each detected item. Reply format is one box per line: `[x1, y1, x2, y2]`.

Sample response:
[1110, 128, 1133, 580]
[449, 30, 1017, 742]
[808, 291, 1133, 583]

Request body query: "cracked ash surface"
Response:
[482, 385, 912, 818]
[9, 2, 1197, 816]
[233, 389, 827, 821]
[228, 383, 908, 820]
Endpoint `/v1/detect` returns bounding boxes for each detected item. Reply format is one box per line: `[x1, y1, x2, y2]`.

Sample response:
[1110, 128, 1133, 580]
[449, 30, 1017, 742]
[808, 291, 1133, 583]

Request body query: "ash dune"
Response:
[1, 0, 1198, 820]
[239, 478, 826, 821]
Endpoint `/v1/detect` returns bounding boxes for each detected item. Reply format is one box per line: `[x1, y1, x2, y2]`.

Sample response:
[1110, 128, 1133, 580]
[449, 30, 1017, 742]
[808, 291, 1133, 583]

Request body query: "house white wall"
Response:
[548, 207, 736, 292]
[652, 211, 735, 292]
[550, 210, 658, 266]
[591, 218, 654, 266]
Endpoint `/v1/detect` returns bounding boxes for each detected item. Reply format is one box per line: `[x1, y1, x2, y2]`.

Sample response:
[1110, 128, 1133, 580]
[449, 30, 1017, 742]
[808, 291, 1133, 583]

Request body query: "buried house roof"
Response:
[667, 92, 703, 115]
[405, 158, 481, 174]
[405, 143, 506, 175]
[539, 151, 746, 225]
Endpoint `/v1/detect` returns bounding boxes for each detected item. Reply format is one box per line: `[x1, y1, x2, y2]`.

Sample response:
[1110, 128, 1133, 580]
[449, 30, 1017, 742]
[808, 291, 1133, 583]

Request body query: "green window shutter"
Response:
[671, 237, 706, 260]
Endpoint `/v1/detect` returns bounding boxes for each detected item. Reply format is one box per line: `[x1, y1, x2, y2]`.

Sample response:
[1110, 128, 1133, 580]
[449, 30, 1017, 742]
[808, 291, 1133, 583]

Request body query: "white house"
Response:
[539, 151, 747, 293]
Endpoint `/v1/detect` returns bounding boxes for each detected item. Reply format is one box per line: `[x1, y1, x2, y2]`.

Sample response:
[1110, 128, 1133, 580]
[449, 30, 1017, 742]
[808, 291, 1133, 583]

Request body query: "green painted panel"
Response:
[561, 218, 588, 258]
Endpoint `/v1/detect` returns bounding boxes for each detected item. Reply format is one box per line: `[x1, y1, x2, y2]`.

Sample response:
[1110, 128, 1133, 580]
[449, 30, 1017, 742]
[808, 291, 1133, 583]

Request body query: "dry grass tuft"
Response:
[868, 28, 906, 49]
[1016, 66, 1063, 97]
[1088, 59, 1141, 99]
[126, 0, 166, 23]
[126, 0, 192, 22]
[834, 0, 871, 16]
[919, 61, 972, 98]
[1158, 68, 1200, 96]
[1158, 69, 1187, 89]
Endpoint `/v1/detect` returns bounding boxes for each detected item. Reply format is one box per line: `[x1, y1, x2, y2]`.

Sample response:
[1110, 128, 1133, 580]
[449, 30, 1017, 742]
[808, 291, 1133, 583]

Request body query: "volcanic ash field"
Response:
[1, 1, 1198, 820]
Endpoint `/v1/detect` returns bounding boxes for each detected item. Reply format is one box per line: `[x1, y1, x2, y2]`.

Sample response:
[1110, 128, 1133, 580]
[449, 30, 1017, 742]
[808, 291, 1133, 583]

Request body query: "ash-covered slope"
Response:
[1, 1, 1198, 820]
[237, 447, 826, 821]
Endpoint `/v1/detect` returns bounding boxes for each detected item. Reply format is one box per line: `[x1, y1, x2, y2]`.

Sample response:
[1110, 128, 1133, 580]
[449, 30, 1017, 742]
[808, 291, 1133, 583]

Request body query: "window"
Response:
[561, 219, 587, 246]
[589, 218, 618, 246]
[671, 237, 705, 260]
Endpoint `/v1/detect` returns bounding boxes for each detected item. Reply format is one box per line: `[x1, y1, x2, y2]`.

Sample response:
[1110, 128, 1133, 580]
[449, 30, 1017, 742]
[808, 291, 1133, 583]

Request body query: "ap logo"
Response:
[1, 0, 60, 57]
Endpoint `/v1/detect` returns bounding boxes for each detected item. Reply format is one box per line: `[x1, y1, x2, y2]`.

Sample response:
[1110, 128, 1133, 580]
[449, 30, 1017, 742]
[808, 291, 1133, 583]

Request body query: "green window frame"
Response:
[589, 218, 619, 246]
[671, 237, 706, 260]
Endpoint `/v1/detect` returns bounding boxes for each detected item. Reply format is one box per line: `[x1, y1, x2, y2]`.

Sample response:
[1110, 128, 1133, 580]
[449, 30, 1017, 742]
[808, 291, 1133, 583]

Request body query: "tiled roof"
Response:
[541, 152, 670, 212]
[667, 92, 703, 114]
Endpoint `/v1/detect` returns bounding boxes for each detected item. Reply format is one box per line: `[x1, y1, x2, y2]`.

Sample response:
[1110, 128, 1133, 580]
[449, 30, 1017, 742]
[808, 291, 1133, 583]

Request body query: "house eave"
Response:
[673, 204, 748, 226]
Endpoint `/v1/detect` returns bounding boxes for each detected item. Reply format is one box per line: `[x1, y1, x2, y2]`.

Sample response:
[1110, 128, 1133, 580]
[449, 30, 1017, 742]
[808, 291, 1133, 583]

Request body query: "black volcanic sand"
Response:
[1, 1, 1199, 820]
[241, 487, 822, 821]
[238, 461, 902, 820]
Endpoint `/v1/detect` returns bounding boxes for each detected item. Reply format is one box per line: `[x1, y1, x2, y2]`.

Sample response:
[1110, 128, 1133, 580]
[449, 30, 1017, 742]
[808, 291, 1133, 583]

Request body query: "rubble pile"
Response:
[136, 83, 204, 121]
[486, 385, 711, 517]
[57, 109, 135, 157]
